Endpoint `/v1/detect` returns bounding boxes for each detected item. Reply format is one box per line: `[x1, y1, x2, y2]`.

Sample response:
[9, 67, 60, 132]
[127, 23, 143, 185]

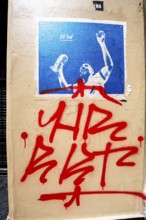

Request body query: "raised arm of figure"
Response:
[96, 31, 114, 82]
[58, 69, 69, 88]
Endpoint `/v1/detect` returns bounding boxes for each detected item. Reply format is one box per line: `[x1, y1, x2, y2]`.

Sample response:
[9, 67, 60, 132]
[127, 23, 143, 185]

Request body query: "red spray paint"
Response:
[20, 85, 144, 208]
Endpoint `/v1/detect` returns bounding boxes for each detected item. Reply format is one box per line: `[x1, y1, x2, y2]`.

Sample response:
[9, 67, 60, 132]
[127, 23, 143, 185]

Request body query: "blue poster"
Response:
[38, 20, 126, 95]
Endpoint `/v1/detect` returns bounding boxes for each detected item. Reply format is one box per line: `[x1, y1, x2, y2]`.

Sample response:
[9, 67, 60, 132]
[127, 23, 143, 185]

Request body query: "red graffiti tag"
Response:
[40, 79, 122, 106]
[38, 101, 127, 144]
[21, 133, 143, 207]
[82, 103, 127, 141]
[138, 136, 144, 147]
[21, 132, 28, 148]
[20, 85, 144, 208]
[21, 135, 57, 184]
[57, 141, 139, 207]
[38, 101, 83, 143]
[39, 190, 146, 207]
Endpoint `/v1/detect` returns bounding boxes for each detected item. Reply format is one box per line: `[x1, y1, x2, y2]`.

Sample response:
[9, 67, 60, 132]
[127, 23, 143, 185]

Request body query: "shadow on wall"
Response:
[0, 175, 8, 220]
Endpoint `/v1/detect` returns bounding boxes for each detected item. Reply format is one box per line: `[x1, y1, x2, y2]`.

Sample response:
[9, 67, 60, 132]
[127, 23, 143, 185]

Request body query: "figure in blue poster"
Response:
[38, 20, 125, 96]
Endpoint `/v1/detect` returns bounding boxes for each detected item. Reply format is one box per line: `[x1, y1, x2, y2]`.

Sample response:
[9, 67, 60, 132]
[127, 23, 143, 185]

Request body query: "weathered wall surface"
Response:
[7, 0, 145, 219]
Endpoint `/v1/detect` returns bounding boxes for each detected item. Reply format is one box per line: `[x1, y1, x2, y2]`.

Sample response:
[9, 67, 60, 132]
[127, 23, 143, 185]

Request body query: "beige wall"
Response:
[7, 0, 146, 219]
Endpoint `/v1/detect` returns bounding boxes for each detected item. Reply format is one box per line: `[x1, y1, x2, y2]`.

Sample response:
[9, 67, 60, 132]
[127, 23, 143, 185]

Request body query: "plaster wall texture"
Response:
[7, 0, 145, 219]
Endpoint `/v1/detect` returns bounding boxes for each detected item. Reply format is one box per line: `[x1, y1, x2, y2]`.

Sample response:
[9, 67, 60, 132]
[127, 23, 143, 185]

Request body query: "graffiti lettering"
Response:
[40, 79, 122, 106]
[38, 101, 127, 144]
[83, 103, 127, 141]
[21, 135, 57, 184]
[38, 101, 83, 143]
[21, 87, 144, 208]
